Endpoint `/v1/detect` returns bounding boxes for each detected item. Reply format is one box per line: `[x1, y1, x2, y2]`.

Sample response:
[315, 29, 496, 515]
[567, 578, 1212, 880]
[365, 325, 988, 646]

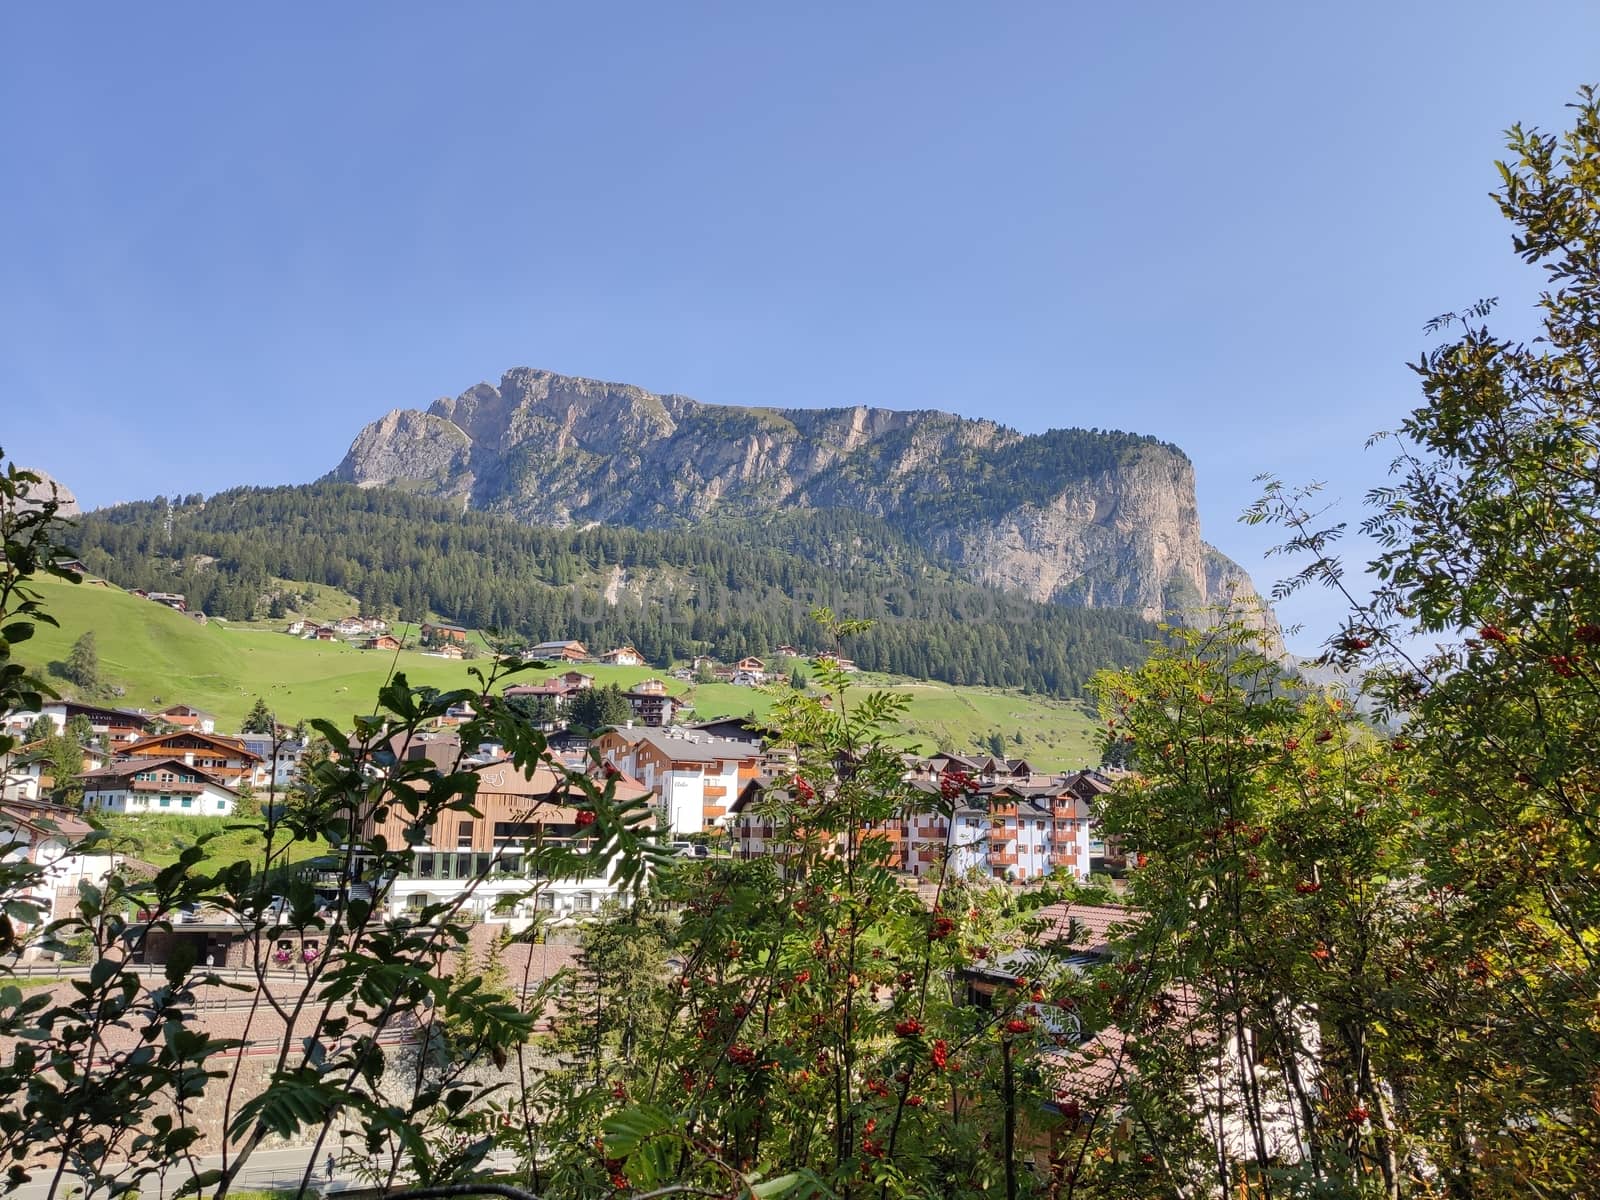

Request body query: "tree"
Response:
[241, 696, 274, 734]
[984, 730, 1007, 759]
[788, 664, 806, 690]
[25, 715, 52, 744]
[568, 683, 632, 732]
[266, 593, 286, 620]
[65, 630, 98, 691]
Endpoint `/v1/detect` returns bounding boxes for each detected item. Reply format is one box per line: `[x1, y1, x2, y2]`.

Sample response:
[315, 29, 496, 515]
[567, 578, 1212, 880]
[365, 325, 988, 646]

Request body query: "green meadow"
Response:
[17, 577, 1101, 769]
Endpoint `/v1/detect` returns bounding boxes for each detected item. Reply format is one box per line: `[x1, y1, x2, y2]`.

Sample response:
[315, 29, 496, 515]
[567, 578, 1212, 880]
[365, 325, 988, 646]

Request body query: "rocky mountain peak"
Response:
[329, 367, 1274, 634]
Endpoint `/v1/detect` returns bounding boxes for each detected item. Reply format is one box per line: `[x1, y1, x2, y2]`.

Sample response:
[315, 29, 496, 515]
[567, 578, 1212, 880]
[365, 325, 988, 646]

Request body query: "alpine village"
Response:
[5, 15, 1600, 1200]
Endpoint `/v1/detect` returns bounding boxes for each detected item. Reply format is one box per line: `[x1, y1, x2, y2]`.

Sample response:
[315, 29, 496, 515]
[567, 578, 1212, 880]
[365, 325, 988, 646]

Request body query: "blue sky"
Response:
[4, 3, 1597, 649]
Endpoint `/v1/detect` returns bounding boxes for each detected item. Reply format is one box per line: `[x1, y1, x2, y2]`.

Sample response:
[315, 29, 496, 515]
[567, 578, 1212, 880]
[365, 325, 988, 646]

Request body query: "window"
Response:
[494, 821, 540, 840]
[475, 853, 494, 877]
[456, 821, 474, 850]
[536, 893, 556, 911]
[455, 853, 471, 879]
[417, 853, 435, 879]
[181, 797, 192, 808]
[159, 796, 170, 808]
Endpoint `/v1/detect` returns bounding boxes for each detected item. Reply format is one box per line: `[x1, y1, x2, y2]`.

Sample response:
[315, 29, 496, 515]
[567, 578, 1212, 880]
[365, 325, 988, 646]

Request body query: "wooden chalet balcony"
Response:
[1051, 801, 1079, 818]
[989, 802, 1018, 818]
[1050, 851, 1077, 867]
[916, 847, 940, 863]
[989, 848, 1018, 867]
[704, 784, 728, 799]
[704, 805, 727, 820]
[988, 824, 1017, 842]
[914, 824, 948, 840]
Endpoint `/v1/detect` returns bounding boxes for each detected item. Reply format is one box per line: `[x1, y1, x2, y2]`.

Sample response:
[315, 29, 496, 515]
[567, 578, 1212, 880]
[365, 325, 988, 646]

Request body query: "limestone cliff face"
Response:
[16, 469, 80, 517]
[328, 367, 1272, 628]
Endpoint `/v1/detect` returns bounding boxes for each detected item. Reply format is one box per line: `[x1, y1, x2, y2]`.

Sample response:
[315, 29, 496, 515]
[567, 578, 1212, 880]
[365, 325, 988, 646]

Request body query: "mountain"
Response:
[328, 368, 1269, 627]
[17, 468, 79, 517]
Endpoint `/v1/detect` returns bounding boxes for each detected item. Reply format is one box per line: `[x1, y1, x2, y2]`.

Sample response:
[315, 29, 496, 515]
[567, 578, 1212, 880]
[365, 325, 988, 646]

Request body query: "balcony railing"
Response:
[1050, 851, 1077, 867]
[988, 825, 1017, 842]
[989, 849, 1018, 866]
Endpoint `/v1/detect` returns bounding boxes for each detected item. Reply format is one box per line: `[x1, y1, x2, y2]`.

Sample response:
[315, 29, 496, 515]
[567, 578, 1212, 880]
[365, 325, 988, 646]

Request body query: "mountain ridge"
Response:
[328, 366, 1270, 630]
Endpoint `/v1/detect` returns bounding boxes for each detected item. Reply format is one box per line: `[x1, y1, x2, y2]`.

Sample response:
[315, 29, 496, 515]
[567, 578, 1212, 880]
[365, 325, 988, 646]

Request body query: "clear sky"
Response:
[4, 3, 1598, 650]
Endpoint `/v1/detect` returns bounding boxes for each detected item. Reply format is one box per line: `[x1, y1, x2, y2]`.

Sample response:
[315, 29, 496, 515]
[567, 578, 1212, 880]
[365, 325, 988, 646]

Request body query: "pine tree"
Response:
[65, 631, 98, 692]
[241, 697, 274, 734]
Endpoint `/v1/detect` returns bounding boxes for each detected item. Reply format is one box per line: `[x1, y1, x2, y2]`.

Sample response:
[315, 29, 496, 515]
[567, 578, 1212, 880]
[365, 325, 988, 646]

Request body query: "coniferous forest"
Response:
[67, 483, 1162, 696]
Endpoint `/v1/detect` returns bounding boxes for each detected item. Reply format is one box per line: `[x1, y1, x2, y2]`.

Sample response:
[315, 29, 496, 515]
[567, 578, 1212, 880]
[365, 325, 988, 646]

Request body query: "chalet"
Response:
[729, 670, 763, 687]
[115, 731, 264, 786]
[0, 802, 113, 925]
[426, 644, 465, 660]
[80, 757, 241, 817]
[593, 727, 762, 835]
[733, 656, 766, 675]
[601, 646, 645, 667]
[284, 619, 313, 636]
[528, 639, 589, 663]
[816, 653, 859, 673]
[689, 654, 718, 673]
[146, 592, 187, 612]
[361, 634, 403, 651]
[774, 644, 801, 658]
[38, 701, 153, 746]
[53, 558, 90, 575]
[310, 625, 340, 642]
[156, 704, 216, 734]
[623, 679, 682, 727]
[189, 611, 208, 625]
[421, 622, 470, 646]
[558, 670, 594, 689]
[360, 757, 653, 922]
[0, 739, 106, 800]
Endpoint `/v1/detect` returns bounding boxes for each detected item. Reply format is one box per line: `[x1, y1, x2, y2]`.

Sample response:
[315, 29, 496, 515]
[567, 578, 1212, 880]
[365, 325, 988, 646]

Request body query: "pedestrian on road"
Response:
[325, 1154, 336, 1183]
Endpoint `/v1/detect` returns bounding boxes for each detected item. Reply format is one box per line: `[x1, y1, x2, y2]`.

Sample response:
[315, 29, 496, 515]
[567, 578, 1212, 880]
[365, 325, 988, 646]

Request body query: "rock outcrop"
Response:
[329, 368, 1272, 630]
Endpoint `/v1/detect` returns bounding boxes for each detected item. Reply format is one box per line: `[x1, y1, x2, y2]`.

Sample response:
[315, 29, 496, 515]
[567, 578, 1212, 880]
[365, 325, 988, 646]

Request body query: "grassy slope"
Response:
[19, 578, 1101, 769]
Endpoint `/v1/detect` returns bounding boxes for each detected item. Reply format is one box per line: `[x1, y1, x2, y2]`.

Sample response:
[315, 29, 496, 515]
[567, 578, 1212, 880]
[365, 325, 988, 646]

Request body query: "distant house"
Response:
[734, 656, 766, 674]
[310, 626, 340, 642]
[601, 646, 645, 667]
[189, 612, 208, 625]
[146, 592, 187, 612]
[426, 644, 465, 660]
[0, 802, 113, 924]
[817, 653, 859, 673]
[624, 679, 682, 727]
[361, 634, 403, 651]
[529, 639, 590, 663]
[117, 731, 264, 786]
[689, 654, 718, 672]
[421, 622, 470, 646]
[774, 644, 801, 658]
[284, 619, 313, 636]
[559, 670, 595, 690]
[156, 705, 216, 735]
[79, 757, 241, 817]
[36, 701, 153, 747]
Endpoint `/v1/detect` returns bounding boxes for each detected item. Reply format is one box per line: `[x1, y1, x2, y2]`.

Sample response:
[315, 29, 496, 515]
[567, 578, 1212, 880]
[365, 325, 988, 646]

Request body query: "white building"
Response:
[361, 758, 655, 925]
[79, 757, 241, 817]
[238, 735, 307, 789]
[592, 727, 761, 836]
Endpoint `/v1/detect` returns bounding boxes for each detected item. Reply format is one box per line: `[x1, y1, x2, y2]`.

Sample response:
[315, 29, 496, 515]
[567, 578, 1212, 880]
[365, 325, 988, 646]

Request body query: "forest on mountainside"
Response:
[67, 483, 1162, 696]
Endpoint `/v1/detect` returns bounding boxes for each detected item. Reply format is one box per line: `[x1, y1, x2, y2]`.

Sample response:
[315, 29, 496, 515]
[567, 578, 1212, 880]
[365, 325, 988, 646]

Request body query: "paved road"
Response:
[8, 1147, 523, 1200]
